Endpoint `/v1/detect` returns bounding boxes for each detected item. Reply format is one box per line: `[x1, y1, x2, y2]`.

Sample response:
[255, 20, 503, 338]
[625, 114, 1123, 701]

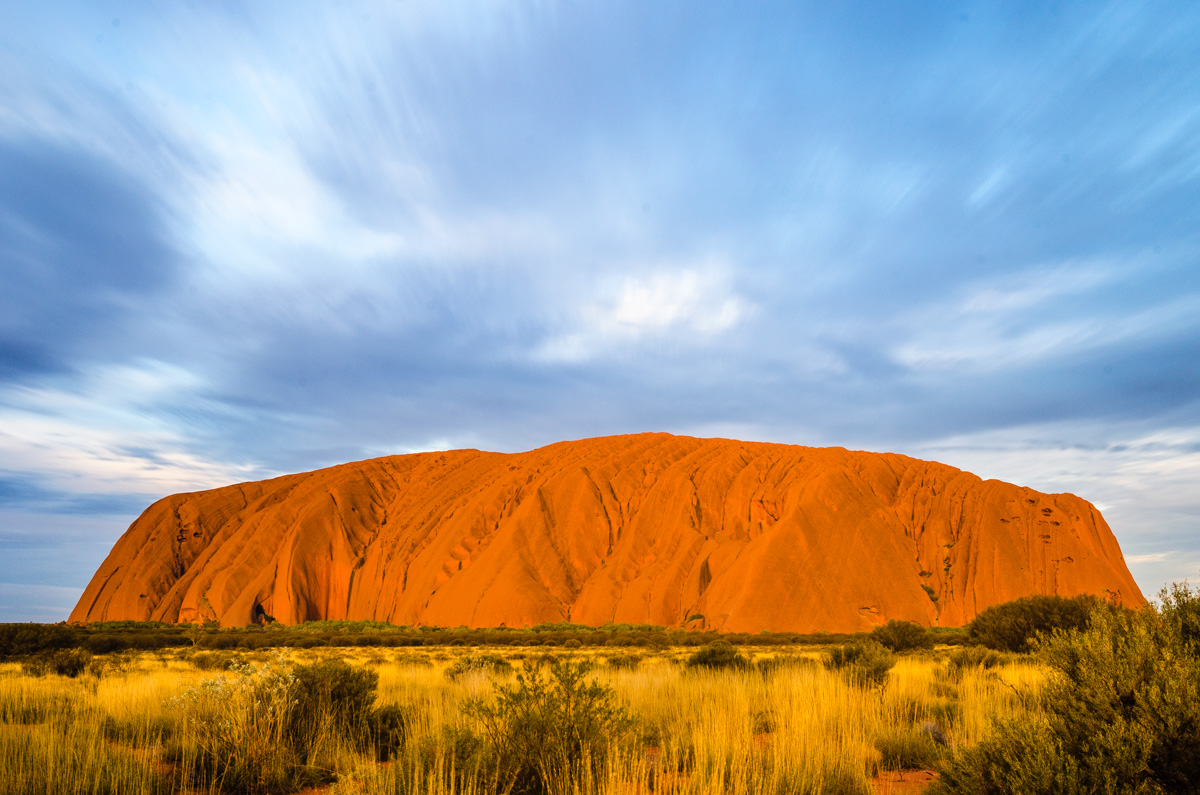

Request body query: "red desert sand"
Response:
[72, 432, 1144, 630]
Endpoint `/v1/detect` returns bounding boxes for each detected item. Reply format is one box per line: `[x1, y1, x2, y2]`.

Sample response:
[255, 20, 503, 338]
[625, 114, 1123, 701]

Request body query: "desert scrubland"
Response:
[0, 642, 1034, 795]
[4, 588, 1197, 795]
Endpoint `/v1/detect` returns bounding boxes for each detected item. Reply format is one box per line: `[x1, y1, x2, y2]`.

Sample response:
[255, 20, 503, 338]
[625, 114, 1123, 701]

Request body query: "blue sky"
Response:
[1, 2, 1198, 621]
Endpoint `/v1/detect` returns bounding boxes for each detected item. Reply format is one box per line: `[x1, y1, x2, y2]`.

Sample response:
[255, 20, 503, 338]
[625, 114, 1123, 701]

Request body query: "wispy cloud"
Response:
[889, 256, 1198, 374]
[0, 361, 266, 496]
[1126, 553, 1172, 565]
[535, 266, 751, 362]
[1, 1, 1199, 618]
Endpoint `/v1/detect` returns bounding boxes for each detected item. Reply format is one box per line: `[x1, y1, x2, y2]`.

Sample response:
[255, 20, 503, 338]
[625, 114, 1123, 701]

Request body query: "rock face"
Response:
[71, 433, 1144, 631]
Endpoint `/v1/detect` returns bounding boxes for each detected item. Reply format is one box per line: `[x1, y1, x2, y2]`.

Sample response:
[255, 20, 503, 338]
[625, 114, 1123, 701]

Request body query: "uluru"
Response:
[71, 433, 1144, 632]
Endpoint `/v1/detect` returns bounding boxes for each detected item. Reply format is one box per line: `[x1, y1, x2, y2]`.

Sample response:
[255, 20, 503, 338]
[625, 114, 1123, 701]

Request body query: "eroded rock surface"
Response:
[71, 433, 1144, 631]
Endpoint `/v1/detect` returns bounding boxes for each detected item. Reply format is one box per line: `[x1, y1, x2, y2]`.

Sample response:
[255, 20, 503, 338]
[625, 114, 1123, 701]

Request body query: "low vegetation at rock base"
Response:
[822, 640, 896, 687]
[443, 653, 514, 681]
[0, 619, 924, 658]
[965, 593, 1100, 653]
[1, 587, 1197, 794]
[684, 640, 750, 671]
[870, 619, 934, 653]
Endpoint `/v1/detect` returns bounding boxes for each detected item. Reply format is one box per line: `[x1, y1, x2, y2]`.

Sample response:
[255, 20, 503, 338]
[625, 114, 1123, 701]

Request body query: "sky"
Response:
[1, 2, 1198, 622]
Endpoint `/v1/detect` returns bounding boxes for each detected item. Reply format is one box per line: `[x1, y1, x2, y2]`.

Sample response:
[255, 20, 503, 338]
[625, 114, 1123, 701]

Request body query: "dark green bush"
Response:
[82, 634, 125, 654]
[944, 646, 1007, 679]
[873, 726, 941, 770]
[0, 623, 76, 659]
[465, 658, 634, 795]
[166, 655, 324, 794]
[605, 654, 643, 670]
[22, 648, 92, 678]
[189, 651, 236, 670]
[293, 637, 326, 649]
[756, 654, 818, 675]
[870, 620, 934, 652]
[684, 640, 749, 671]
[934, 583, 1200, 794]
[966, 594, 1100, 653]
[415, 724, 487, 778]
[201, 634, 242, 650]
[169, 653, 408, 793]
[288, 658, 379, 757]
[1160, 580, 1200, 652]
[86, 653, 135, 679]
[824, 641, 895, 687]
[931, 716, 1080, 794]
[21, 654, 51, 677]
[56, 648, 92, 677]
[367, 703, 409, 762]
[444, 654, 514, 681]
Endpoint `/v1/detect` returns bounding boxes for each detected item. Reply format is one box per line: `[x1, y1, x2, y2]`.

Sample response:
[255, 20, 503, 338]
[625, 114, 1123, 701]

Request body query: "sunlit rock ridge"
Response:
[71, 433, 1144, 631]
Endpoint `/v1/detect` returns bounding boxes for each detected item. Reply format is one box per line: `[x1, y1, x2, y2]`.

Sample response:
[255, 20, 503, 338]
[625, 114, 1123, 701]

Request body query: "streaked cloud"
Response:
[536, 267, 751, 362]
[890, 256, 1200, 375]
[0, 362, 264, 495]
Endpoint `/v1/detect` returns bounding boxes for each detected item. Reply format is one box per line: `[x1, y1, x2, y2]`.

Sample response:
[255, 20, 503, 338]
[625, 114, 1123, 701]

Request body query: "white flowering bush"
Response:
[166, 651, 405, 793]
[167, 650, 320, 794]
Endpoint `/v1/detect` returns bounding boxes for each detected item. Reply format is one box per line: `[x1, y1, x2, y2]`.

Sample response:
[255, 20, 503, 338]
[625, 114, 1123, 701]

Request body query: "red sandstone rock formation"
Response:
[71, 433, 1144, 631]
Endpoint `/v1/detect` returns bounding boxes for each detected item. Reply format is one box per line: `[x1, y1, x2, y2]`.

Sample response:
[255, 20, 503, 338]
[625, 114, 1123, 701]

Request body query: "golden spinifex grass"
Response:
[0, 646, 1045, 795]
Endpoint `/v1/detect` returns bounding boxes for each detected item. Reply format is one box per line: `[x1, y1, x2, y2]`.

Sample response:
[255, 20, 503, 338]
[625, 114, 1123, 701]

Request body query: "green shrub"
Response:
[189, 650, 236, 671]
[86, 653, 133, 679]
[1160, 580, 1200, 652]
[293, 636, 326, 649]
[966, 594, 1100, 653]
[82, 634, 126, 654]
[756, 654, 818, 675]
[926, 699, 962, 728]
[870, 620, 934, 652]
[0, 623, 76, 660]
[944, 646, 1006, 680]
[168, 653, 402, 793]
[22, 649, 91, 678]
[465, 658, 634, 795]
[57, 648, 91, 677]
[288, 658, 379, 757]
[413, 724, 488, 787]
[444, 654, 514, 681]
[932, 717, 1079, 793]
[367, 703, 409, 762]
[934, 583, 1200, 793]
[167, 653, 320, 794]
[684, 641, 749, 671]
[605, 654, 643, 670]
[873, 726, 941, 770]
[823, 641, 894, 687]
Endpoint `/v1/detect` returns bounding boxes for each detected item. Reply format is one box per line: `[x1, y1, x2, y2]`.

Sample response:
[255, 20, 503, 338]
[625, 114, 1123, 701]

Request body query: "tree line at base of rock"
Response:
[1, 619, 971, 663]
[1, 594, 1112, 667]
